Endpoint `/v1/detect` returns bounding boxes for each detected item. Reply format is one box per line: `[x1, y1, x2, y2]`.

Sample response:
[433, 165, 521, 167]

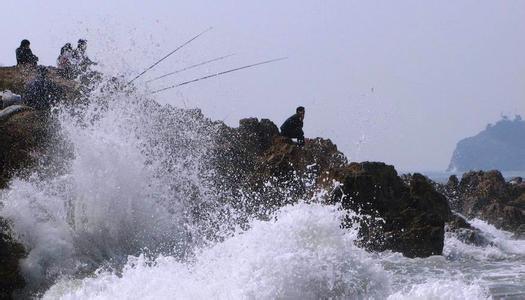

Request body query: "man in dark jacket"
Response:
[16, 39, 38, 67]
[280, 106, 305, 146]
[23, 66, 63, 110]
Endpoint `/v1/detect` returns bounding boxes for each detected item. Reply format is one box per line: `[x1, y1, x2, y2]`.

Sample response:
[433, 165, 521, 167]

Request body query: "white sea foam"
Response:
[443, 218, 525, 261]
[43, 203, 391, 300]
[0, 87, 216, 289]
[387, 279, 489, 300]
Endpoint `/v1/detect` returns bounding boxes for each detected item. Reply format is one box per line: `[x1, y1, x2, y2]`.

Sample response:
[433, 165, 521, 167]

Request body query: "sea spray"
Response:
[43, 203, 392, 299]
[0, 81, 222, 291]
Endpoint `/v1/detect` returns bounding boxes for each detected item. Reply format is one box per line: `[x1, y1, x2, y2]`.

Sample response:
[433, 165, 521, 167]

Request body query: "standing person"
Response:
[57, 43, 74, 78]
[15, 39, 38, 67]
[280, 106, 305, 146]
[73, 39, 95, 72]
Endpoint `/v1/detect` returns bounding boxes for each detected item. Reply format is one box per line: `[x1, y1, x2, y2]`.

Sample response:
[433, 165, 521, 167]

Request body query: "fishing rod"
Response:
[145, 53, 235, 83]
[152, 57, 287, 94]
[127, 27, 213, 85]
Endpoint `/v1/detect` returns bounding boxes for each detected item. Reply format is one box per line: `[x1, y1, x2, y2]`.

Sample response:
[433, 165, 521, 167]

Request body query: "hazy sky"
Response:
[2, 1, 524, 171]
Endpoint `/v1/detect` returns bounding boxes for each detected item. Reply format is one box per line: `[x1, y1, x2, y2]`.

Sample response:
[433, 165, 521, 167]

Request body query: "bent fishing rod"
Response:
[127, 27, 213, 85]
[145, 53, 235, 83]
[152, 57, 287, 94]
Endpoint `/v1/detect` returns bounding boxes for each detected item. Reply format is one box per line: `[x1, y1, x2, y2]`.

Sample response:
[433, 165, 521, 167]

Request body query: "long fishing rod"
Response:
[145, 53, 235, 83]
[152, 57, 287, 94]
[127, 27, 213, 85]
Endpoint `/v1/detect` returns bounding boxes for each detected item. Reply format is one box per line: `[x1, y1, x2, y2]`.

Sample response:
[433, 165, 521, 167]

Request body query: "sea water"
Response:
[0, 75, 523, 300]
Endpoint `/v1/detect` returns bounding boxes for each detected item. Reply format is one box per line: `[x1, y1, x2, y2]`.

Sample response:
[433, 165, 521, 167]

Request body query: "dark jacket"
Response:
[280, 113, 304, 139]
[16, 47, 38, 66]
[23, 75, 63, 110]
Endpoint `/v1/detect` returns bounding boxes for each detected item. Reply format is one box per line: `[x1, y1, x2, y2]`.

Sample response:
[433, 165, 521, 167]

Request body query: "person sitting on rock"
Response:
[280, 106, 305, 146]
[23, 66, 63, 110]
[57, 43, 74, 78]
[16, 39, 39, 67]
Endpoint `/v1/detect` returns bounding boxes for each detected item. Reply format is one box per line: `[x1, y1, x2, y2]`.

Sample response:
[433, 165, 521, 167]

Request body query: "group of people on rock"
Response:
[9, 38, 95, 111]
[12, 38, 307, 146]
[15, 38, 95, 78]
[56, 39, 96, 78]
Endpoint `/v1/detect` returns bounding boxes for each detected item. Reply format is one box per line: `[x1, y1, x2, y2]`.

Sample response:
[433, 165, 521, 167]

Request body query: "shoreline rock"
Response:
[438, 170, 525, 234]
[0, 218, 26, 300]
[214, 118, 452, 258]
[1, 65, 518, 296]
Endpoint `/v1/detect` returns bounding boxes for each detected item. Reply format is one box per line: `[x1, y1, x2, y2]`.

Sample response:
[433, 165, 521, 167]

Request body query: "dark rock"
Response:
[439, 170, 525, 234]
[448, 116, 525, 171]
[214, 121, 452, 258]
[330, 165, 451, 258]
[513, 224, 525, 239]
[446, 213, 492, 247]
[0, 110, 50, 189]
[0, 66, 78, 102]
[0, 218, 26, 299]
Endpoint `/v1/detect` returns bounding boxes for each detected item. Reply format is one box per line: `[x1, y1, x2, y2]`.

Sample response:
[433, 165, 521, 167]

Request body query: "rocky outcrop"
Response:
[440, 170, 525, 234]
[448, 116, 525, 171]
[0, 218, 26, 299]
[0, 66, 78, 98]
[329, 167, 451, 257]
[0, 66, 75, 297]
[0, 66, 77, 189]
[214, 118, 452, 257]
[0, 110, 51, 189]
[0, 66, 463, 283]
[445, 213, 492, 247]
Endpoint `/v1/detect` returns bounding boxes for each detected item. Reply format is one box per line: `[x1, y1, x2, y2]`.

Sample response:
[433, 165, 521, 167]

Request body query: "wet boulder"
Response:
[0, 218, 26, 299]
[214, 119, 452, 258]
[329, 164, 451, 258]
[446, 213, 492, 247]
[449, 170, 525, 234]
[0, 109, 49, 189]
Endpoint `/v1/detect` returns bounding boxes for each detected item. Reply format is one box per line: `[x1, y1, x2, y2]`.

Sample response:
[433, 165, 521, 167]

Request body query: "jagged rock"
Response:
[0, 66, 78, 101]
[441, 170, 525, 234]
[329, 165, 451, 258]
[0, 110, 50, 189]
[513, 224, 525, 239]
[213, 119, 453, 258]
[258, 136, 347, 180]
[0, 218, 26, 299]
[446, 213, 492, 247]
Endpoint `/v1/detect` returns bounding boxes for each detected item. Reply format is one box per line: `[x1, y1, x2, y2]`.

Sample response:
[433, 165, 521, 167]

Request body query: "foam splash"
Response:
[387, 280, 489, 300]
[444, 218, 525, 260]
[43, 203, 392, 299]
[0, 86, 216, 290]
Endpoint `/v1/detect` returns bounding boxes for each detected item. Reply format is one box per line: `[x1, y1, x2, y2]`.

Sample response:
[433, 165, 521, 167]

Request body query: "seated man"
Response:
[280, 106, 305, 146]
[16, 39, 38, 67]
[23, 66, 63, 110]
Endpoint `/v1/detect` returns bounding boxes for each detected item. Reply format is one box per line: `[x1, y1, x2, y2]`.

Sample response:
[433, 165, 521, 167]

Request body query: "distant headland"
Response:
[448, 115, 525, 172]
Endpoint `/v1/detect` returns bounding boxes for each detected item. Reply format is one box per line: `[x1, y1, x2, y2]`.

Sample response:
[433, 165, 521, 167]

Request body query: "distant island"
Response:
[448, 115, 525, 171]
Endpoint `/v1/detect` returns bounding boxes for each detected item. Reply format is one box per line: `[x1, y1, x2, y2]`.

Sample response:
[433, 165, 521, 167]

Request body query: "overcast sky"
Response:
[2, 0, 524, 171]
